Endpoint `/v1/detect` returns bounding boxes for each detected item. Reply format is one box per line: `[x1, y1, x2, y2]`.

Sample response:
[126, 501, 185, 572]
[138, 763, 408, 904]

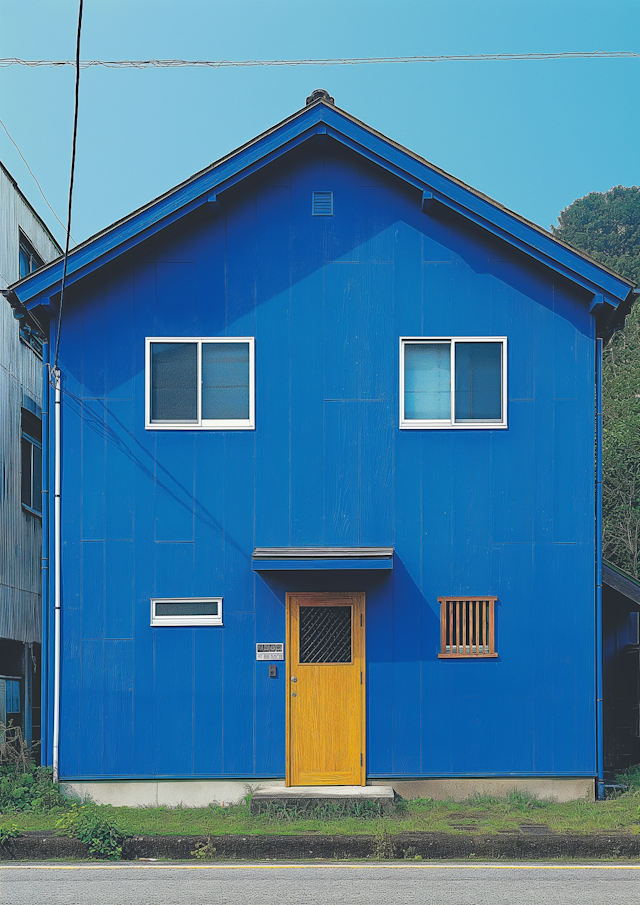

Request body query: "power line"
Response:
[53, 0, 83, 373]
[0, 116, 76, 244]
[0, 51, 638, 69]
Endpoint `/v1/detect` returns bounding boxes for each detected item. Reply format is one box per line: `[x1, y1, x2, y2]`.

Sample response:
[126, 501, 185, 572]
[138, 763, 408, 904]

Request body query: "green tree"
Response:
[552, 186, 640, 576]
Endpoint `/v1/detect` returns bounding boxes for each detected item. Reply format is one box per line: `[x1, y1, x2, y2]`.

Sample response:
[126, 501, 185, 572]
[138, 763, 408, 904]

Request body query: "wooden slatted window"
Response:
[438, 597, 497, 658]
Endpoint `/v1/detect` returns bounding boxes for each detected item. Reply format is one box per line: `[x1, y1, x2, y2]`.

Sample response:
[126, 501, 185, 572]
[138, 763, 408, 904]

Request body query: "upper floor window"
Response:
[19, 233, 43, 279]
[400, 337, 507, 429]
[21, 407, 42, 515]
[145, 337, 255, 430]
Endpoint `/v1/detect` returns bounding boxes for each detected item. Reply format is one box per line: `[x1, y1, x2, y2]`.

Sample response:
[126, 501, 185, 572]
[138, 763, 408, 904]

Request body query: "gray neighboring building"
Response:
[0, 161, 60, 750]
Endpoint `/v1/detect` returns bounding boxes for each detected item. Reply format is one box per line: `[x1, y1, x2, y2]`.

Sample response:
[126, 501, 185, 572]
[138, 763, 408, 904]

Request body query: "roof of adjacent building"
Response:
[603, 560, 640, 608]
[10, 93, 636, 337]
[0, 160, 63, 256]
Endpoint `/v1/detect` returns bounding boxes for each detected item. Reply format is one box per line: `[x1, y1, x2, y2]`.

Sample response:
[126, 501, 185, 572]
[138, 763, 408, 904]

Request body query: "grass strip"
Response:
[4, 789, 640, 839]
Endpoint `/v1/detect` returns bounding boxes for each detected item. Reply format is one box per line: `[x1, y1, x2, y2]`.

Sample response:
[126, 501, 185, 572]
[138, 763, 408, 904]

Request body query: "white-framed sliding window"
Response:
[400, 337, 507, 429]
[150, 597, 223, 627]
[145, 337, 255, 430]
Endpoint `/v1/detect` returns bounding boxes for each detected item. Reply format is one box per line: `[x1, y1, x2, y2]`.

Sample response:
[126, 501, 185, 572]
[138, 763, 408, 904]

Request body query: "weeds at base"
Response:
[371, 828, 395, 860]
[255, 800, 389, 821]
[192, 836, 218, 860]
[0, 723, 71, 815]
[56, 804, 127, 860]
[0, 823, 20, 847]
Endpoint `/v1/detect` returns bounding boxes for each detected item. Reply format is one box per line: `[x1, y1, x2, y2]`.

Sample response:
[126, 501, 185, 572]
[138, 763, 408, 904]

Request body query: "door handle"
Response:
[291, 676, 297, 682]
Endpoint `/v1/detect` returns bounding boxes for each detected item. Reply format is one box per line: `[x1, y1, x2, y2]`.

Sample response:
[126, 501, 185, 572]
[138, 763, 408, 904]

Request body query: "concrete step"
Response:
[250, 784, 398, 816]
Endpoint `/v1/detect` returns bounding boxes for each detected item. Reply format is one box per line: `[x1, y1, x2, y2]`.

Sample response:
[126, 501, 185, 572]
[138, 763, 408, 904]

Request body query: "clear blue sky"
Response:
[1, 0, 638, 247]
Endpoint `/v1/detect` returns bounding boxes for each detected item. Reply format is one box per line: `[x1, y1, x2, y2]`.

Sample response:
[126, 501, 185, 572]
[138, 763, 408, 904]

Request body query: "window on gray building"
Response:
[18, 232, 43, 279]
[21, 408, 42, 515]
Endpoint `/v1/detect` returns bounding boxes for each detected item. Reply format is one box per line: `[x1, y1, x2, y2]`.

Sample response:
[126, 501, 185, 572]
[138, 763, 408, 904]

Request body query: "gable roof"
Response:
[0, 160, 63, 257]
[10, 96, 636, 336]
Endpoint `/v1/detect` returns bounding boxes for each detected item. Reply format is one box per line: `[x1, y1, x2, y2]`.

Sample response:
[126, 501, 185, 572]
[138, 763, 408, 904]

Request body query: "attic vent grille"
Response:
[312, 191, 333, 216]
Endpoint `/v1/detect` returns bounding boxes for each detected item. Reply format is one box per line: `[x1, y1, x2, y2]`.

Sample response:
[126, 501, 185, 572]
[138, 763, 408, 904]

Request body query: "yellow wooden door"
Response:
[286, 593, 365, 786]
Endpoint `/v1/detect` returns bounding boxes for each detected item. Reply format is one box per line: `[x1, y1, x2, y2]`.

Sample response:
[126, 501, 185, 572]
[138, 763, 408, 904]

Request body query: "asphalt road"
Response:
[2, 862, 640, 904]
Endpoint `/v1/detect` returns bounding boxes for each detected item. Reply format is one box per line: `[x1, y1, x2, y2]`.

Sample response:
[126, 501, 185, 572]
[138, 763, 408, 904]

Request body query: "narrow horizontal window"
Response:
[146, 337, 255, 430]
[151, 597, 223, 626]
[400, 337, 507, 429]
[438, 597, 498, 658]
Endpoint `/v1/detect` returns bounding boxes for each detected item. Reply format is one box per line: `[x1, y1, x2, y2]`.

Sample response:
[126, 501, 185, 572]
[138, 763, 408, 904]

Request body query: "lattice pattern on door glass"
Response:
[299, 606, 352, 663]
[438, 597, 497, 658]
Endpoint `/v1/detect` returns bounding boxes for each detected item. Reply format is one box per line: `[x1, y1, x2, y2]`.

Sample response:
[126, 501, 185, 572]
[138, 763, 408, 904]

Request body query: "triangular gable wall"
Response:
[11, 99, 635, 337]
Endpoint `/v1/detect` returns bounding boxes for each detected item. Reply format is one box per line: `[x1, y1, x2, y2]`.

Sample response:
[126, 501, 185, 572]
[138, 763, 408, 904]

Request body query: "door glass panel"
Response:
[299, 606, 352, 663]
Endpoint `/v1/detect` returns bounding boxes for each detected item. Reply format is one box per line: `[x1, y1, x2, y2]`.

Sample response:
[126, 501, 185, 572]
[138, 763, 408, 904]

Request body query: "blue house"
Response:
[9, 90, 636, 805]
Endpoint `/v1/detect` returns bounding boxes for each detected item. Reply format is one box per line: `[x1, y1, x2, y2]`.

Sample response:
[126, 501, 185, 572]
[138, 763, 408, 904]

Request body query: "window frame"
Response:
[21, 408, 42, 517]
[150, 597, 223, 627]
[145, 337, 255, 431]
[19, 325, 43, 359]
[18, 230, 43, 279]
[399, 336, 508, 429]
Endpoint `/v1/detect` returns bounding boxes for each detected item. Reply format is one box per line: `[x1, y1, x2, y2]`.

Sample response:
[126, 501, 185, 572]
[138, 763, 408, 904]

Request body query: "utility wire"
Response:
[53, 0, 83, 373]
[0, 51, 638, 69]
[0, 116, 75, 244]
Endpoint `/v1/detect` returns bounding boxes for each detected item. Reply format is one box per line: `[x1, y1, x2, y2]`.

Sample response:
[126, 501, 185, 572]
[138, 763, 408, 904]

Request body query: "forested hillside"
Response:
[552, 187, 640, 576]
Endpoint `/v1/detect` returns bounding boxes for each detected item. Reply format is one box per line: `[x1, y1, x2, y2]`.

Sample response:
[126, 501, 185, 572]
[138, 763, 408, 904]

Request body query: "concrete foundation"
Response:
[60, 779, 286, 808]
[61, 775, 595, 807]
[370, 777, 595, 803]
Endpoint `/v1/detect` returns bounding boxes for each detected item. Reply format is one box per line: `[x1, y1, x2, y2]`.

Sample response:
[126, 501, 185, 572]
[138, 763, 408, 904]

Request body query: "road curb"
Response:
[2, 830, 640, 861]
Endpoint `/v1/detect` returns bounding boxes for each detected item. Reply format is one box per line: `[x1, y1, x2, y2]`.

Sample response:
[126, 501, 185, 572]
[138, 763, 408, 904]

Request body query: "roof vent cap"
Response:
[306, 89, 335, 106]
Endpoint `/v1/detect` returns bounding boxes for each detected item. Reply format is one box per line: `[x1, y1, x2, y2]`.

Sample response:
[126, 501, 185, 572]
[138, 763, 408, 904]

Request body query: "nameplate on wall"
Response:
[256, 643, 284, 661]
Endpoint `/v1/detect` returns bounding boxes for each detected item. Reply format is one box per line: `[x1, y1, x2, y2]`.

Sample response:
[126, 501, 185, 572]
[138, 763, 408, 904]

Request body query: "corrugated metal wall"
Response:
[0, 163, 60, 643]
[51, 142, 597, 779]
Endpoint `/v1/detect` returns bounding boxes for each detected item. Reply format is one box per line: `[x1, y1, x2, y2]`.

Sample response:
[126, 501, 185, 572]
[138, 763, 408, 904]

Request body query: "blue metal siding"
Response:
[51, 142, 596, 779]
[16, 102, 632, 312]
